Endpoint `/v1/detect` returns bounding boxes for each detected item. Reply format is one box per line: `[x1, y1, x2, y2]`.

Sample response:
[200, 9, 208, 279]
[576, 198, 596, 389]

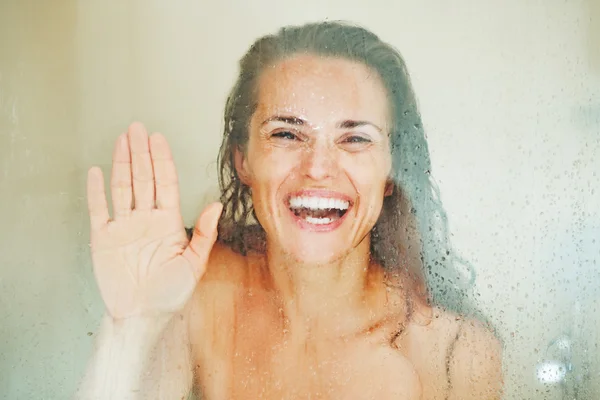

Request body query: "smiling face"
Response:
[235, 54, 393, 265]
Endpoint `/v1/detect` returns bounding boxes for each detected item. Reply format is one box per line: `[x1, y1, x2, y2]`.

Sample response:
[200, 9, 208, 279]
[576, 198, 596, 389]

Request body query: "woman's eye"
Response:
[272, 131, 298, 140]
[343, 135, 371, 144]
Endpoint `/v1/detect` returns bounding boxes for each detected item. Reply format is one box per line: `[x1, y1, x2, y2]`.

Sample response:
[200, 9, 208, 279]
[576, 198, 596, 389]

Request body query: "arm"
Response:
[79, 123, 222, 400]
[75, 313, 193, 400]
[447, 319, 504, 400]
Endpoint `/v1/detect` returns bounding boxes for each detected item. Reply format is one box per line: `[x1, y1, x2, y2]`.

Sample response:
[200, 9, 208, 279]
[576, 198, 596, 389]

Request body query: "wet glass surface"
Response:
[0, 1, 599, 399]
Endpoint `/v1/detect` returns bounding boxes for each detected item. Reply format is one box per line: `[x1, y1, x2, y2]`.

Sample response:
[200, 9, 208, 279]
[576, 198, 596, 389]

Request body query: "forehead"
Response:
[254, 54, 389, 125]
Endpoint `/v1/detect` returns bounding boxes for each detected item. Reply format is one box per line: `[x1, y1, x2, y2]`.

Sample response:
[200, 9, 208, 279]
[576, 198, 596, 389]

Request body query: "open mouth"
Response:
[288, 195, 351, 225]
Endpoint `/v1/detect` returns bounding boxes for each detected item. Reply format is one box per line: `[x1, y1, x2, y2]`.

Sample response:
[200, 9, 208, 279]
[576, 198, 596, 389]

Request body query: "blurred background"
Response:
[0, 0, 598, 398]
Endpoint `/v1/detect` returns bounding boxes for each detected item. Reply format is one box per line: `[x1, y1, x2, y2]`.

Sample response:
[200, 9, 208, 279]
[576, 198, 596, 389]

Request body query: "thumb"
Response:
[182, 202, 223, 279]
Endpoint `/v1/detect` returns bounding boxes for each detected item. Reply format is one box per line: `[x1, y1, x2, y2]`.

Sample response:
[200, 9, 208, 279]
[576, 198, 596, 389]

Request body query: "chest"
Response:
[192, 287, 454, 399]
[229, 331, 420, 400]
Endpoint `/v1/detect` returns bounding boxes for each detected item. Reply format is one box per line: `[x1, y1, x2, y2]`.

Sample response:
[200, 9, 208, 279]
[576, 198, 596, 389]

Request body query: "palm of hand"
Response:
[91, 210, 193, 318]
[86, 123, 221, 320]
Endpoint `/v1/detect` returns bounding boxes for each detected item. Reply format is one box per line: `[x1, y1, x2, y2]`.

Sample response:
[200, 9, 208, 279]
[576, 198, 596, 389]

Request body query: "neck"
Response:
[266, 237, 385, 339]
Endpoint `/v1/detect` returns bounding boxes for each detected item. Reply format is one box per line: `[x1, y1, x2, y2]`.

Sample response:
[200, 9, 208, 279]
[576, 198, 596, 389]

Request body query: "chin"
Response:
[279, 236, 356, 265]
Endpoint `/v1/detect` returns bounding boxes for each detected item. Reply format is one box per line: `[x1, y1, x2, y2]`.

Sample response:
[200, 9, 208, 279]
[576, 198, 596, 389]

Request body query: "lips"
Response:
[285, 190, 353, 230]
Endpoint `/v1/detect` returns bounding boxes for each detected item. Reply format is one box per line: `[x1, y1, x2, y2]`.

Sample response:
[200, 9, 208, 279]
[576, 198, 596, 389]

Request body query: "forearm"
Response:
[75, 315, 170, 400]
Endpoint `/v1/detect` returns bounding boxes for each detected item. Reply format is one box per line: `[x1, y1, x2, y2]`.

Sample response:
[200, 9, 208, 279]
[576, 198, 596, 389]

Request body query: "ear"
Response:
[234, 147, 251, 186]
[384, 180, 394, 197]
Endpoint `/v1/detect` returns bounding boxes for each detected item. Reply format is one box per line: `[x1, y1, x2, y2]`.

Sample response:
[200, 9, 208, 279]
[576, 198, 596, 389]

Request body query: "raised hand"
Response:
[86, 122, 222, 319]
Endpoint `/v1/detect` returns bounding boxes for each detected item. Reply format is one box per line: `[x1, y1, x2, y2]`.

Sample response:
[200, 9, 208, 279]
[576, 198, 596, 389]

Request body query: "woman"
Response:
[79, 21, 502, 399]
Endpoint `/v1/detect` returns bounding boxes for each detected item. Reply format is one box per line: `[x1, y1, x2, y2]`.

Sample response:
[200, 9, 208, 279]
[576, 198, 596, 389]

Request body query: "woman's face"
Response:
[236, 54, 392, 264]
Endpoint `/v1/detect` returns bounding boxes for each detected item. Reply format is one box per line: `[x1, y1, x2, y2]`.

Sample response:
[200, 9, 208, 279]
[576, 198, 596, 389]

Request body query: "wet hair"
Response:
[215, 20, 478, 318]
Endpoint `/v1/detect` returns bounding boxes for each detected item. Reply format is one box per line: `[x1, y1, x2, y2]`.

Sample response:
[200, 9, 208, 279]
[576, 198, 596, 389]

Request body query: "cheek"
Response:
[343, 152, 391, 195]
[247, 146, 298, 197]
[247, 150, 300, 231]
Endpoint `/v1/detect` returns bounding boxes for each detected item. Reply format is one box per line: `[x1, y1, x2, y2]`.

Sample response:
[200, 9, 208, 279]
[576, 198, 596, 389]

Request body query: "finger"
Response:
[149, 133, 180, 210]
[183, 202, 223, 280]
[87, 167, 110, 231]
[128, 122, 155, 211]
[110, 133, 133, 219]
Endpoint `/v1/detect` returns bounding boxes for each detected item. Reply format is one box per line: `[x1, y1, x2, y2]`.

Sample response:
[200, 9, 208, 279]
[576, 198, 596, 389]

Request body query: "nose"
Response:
[301, 140, 338, 181]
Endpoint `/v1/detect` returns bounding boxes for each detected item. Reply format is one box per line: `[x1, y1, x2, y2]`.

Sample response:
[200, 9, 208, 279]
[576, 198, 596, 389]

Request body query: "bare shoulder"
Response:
[183, 241, 249, 396]
[187, 240, 247, 341]
[398, 306, 502, 399]
[204, 241, 247, 280]
[445, 310, 503, 400]
[189, 240, 247, 309]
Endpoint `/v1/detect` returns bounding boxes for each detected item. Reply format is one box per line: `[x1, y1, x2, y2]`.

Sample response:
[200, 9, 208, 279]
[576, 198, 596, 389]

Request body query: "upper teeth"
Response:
[289, 196, 349, 210]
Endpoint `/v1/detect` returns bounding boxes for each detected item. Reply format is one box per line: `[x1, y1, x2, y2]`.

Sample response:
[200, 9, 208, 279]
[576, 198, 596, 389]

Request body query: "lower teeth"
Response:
[305, 216, 333, 225]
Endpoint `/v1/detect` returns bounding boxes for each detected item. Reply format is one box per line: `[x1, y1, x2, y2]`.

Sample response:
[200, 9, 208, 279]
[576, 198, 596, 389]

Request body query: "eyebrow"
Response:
[261, 115, 383, 132]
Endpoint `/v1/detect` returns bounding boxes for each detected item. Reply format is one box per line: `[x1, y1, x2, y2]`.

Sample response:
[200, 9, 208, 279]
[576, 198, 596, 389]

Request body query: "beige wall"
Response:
[1, 0, 598, 398]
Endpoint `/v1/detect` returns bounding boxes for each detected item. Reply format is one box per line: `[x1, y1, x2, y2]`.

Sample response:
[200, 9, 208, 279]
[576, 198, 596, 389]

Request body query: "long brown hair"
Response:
[215, 21, 476, 317]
